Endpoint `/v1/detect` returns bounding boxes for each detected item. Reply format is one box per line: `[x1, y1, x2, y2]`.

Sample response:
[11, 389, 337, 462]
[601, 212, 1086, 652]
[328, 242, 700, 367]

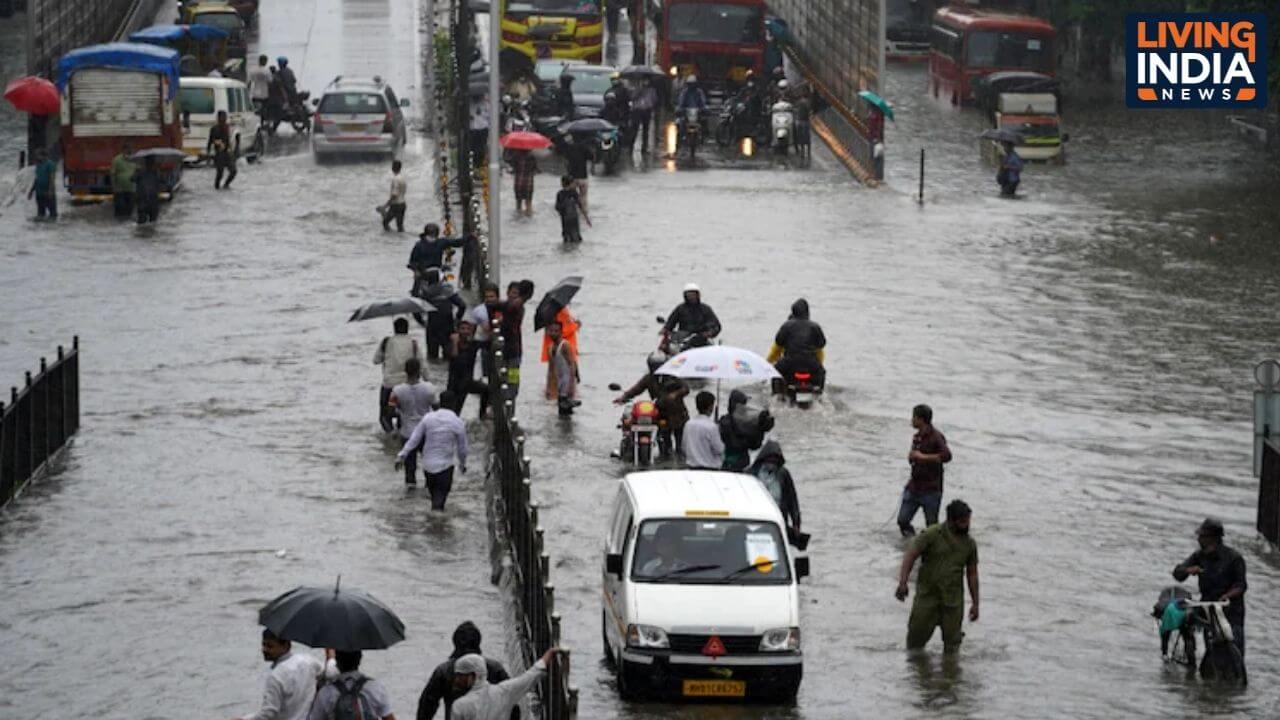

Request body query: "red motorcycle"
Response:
[615, 399, 664, 466]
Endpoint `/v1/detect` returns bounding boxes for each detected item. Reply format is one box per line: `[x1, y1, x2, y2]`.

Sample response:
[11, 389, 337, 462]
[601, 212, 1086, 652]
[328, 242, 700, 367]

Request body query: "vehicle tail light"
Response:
[313, 112, 323, 133]
[795, 372, 811, 382]
[381, 112, 393, 134]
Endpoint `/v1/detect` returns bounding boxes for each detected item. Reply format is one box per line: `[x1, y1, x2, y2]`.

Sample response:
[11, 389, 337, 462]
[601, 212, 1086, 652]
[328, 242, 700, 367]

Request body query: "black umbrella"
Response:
[979, 128, 1025, 145]
[535, 275, 583, 330]
[559, 118, 616, 134]
[258, 579, 406, 651]
[619, 65, 665, 79]
[130, 147, 187, 161]
[349, 298, 433, 322]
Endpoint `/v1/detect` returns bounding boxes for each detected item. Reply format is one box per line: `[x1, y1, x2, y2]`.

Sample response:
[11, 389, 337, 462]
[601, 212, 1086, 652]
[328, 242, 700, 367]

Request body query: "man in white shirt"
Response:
[235, 629, 337, 720]
[390, 357, 439, 486]
[451, 648, 558, 720]
[373, 318, 423, 433]
[681, 391, 724, 470]
[382, 159, 407, 232]
[248, 55, 271, 109]
[307, 650, 396, 720]
[397, 390, 468, 510]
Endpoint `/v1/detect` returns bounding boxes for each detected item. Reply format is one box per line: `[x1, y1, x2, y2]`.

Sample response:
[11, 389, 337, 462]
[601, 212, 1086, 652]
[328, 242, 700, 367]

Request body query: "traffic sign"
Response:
[1256, 359, 1280, 390]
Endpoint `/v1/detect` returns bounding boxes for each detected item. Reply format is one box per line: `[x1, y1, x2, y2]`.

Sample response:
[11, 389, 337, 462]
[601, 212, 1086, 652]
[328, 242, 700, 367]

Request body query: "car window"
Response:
[318, 92, 388, 114]
[566, 72, 613, 94]
[631, 518, 789, 584]
[179, 86, 216, 114]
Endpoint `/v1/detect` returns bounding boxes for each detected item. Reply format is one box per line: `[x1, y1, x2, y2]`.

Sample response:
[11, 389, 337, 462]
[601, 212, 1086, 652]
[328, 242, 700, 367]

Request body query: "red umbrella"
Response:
[500, 131, 552, 151]
[4, 76, 60, 115]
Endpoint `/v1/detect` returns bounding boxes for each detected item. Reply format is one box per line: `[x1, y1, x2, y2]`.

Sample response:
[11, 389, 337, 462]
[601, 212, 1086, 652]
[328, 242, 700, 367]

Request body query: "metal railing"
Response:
[1258, 439, 1280, 546]
[782, 43, 884, 184]
[485, 327, 579, 719]
[1, 338, 81, 509]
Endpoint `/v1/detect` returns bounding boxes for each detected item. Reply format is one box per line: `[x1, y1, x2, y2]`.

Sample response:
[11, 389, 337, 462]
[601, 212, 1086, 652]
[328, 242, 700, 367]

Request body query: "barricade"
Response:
[1, 338, 80, 509]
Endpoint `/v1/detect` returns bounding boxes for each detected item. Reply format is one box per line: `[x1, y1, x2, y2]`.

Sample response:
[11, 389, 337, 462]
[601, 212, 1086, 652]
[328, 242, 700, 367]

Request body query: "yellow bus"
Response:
[500, 0, 604, 63]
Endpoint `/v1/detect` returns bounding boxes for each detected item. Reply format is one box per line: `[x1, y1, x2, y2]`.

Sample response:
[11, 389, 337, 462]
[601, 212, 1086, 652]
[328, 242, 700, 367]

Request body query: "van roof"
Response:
[180, 77, 248, 90]
[624, 470, 783, 524]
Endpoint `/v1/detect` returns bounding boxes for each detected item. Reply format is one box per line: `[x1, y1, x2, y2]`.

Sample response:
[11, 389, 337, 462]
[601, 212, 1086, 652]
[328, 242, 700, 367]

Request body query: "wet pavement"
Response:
[3, 5, 1280, 719]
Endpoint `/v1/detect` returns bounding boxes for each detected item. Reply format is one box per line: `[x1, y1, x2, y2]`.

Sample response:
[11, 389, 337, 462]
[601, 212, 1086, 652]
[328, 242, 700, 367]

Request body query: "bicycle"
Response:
[1160, 598, 1246, 685]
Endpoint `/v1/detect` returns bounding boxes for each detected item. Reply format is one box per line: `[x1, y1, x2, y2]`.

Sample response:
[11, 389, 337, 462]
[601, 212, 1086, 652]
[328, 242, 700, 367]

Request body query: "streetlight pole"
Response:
[487, 0, 502, 286]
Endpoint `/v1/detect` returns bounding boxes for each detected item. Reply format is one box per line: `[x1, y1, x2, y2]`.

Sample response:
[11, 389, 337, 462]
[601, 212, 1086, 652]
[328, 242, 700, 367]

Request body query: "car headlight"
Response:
[759, 627, 800, 652]
[626, 624, 669, 649]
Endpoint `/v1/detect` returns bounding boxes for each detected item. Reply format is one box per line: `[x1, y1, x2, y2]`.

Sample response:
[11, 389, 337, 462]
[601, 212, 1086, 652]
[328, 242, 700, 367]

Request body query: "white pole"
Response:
[487, 0, 502, 287]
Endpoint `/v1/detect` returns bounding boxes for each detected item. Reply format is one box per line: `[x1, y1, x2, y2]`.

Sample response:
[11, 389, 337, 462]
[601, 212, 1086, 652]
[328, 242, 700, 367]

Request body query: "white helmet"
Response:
[777, 80, 789, 90]
[683, 282, 701, 294]
[686, 75, 698, 84]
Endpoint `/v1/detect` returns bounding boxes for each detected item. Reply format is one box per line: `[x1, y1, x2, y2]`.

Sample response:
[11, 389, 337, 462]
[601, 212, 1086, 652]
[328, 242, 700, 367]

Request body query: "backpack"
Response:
[332, 675, 378, 720]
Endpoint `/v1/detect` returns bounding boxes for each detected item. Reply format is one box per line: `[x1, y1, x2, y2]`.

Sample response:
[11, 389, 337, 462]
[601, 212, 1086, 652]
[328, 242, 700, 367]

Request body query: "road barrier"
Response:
[1, 338, 80, 509]
[1258, 439, 1280, 546]
[485, 326, 579, 719]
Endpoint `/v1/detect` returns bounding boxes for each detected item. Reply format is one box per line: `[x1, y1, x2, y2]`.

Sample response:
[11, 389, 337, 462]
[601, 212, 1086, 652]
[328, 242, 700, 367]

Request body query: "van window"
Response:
[608, 491, 631, 551]
[229, 88, 243, 113]
[179, 86, 216, 115]
[318, 92, 388, 114]
[631, 519, 789, 584]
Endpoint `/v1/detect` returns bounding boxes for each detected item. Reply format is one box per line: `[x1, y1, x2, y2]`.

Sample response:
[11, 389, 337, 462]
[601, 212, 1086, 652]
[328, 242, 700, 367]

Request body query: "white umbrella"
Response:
[655, 346, 780, 382]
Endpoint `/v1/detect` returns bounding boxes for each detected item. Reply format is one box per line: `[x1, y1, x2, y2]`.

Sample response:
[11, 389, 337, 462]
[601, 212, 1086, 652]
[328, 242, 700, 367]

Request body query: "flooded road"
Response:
[493, 64, 1280, 718]
[3, 5, 1280, 718]
[0, 0, 528, 717]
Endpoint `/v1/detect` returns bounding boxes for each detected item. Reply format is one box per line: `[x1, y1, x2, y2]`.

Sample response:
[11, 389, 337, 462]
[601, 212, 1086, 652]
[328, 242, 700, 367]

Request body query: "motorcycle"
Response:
[785, 369, 821, 408]
[263, 90, 311, 135]
[598, 125, 622, 175]
[715, 99, 763, 148]
[771, 99, 795, 156]
[607, 392, 666, 466]
[655, 315, 712, 360]
[677, 107, 703, 160]
[502, 95, 532, 133]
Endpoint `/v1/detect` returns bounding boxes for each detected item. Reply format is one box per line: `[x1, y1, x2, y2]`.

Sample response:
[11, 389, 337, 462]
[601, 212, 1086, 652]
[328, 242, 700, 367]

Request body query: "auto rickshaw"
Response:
[129, 24, 243, 79]
[182, 4, 248, 61]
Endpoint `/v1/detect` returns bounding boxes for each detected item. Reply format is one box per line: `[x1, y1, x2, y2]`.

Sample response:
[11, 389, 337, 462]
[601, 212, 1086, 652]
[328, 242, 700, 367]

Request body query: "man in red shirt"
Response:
[898, 404, 952, 537]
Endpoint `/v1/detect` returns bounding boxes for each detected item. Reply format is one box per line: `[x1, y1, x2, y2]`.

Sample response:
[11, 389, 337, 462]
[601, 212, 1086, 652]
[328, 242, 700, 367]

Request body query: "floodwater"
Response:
[2, 2, 1280, 719]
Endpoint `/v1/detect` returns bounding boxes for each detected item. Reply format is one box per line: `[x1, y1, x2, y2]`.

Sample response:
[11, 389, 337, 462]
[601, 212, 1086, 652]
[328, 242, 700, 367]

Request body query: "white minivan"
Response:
[178, 77, 262, 164]
[602, 470, 807, 702]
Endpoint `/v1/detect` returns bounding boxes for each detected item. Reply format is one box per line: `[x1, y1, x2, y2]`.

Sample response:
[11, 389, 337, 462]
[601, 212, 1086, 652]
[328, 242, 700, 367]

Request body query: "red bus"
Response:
[654, 0, 767, 98]
[928, 5, 1055, 105]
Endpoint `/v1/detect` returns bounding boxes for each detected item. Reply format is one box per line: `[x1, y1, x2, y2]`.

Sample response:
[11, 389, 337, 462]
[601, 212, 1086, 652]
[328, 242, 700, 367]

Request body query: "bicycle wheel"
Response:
[1201, 639, 1243, 683]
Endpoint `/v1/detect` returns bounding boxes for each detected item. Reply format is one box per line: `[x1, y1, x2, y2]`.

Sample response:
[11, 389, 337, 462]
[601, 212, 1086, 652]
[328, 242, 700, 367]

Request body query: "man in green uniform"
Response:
[110, 142, 136, 218]
[895, 499, 979, 652]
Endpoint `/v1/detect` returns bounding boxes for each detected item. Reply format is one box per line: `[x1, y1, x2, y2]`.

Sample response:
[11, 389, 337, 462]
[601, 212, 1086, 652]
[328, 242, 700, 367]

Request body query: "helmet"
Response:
[1196, 517, 1225, 538]
[610, 71, 621, 81]
[777, 80, 789, 90]
[683, 282, 700, 294]
[686, 75, 698, 84]
[277, 56, 288, 65]
[647, 352, 666, 373]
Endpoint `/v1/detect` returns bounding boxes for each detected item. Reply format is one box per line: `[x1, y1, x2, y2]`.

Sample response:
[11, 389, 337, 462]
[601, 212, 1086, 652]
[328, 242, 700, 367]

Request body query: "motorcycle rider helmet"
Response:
[777, 80, 789, 90]
[647, 352, 666, 373]
[682, 282, 701, 294]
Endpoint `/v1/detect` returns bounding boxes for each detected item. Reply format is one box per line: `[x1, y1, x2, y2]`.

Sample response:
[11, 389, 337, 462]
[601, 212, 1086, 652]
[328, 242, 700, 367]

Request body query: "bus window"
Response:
[966, 31, 1051, 71]
[930, 24, 962, 62]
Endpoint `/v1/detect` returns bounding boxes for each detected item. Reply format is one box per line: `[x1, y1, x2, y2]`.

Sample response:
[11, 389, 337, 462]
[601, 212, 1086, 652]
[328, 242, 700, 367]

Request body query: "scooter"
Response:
[786, 370, 820, 408]
[598, 126, 622, 175]
[771, 99, 795, 156]
[265, 90, 311, 135]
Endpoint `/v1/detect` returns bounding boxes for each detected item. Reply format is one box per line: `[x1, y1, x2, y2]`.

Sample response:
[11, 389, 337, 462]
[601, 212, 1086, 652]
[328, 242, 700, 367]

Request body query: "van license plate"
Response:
[682, 680, 745, 697]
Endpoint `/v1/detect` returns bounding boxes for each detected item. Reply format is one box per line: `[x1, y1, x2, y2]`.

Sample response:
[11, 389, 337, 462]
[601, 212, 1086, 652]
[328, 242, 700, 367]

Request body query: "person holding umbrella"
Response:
[535, 276, 582, 368]
[544, 320, 580, 416]
[511, 149, 537, 217]
[233, 628, 338, 720]
[27, 149, 57, 220]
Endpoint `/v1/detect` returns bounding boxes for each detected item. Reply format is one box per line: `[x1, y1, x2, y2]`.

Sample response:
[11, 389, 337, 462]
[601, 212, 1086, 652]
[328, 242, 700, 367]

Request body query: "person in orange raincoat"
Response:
[541, 305, 580, 364]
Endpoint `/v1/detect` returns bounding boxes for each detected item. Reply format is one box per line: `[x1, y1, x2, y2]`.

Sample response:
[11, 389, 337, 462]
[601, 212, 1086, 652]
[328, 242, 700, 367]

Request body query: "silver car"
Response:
[311, 77, 410, 158]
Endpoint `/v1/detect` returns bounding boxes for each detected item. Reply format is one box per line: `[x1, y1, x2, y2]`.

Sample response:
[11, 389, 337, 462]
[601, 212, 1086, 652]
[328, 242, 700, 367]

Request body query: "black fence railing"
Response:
[1, 337, 81, 509]
[1258, 439, 1280, 545]
[486, 326, 579, 719]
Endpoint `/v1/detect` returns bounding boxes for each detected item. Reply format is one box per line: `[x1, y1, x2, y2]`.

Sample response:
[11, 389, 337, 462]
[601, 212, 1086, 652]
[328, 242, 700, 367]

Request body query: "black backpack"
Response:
[332, 676, 378, 720]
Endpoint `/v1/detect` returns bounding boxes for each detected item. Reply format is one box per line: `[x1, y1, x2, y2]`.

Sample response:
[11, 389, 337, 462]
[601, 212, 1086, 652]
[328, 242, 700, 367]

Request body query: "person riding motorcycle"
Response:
[661, 283, 721, 353]
[277, 56, 298, 104]
[730, 72, 765, 135]
[676, 75, 709, 146]
[768, 298, 826, 393]
[554, 73, 577, 120]
[613, 352, 691, 457]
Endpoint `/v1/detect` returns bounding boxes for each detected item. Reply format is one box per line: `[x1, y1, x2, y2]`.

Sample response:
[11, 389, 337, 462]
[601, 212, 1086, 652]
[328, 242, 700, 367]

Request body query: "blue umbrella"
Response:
[129, 24, 229, 45]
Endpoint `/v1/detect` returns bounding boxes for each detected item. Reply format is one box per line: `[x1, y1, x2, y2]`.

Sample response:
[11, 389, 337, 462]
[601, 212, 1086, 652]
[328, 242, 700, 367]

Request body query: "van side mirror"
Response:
[794, 556, 810, 580]
[793, 532, 810, 552]
[606, 553, 624, 578]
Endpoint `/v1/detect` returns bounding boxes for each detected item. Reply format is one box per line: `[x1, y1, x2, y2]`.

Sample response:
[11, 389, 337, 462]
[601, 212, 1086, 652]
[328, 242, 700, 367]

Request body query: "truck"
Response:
[652, 0, 767, 100]
[57, 43, 184, 199]
[499, 0, 605, 64]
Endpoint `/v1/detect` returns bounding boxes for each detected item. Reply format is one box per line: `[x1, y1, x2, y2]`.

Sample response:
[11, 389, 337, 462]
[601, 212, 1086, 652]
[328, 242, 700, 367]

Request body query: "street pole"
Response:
[457, 0, 474, 236]
[488, 0, 502, 287]
[424, 0, 436, 134]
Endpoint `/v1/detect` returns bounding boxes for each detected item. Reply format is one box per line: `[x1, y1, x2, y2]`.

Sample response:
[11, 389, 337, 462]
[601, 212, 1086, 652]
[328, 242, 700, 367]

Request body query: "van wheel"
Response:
[601, 610, 614, 666]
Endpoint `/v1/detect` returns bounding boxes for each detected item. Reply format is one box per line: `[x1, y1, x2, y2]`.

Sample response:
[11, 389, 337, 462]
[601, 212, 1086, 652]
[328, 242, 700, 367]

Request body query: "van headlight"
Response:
[626, 624, 670, 649]
[759, 627, 800, 652]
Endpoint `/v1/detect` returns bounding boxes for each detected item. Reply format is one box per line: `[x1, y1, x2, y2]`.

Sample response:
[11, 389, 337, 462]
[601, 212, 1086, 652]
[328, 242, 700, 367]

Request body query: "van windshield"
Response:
[631, 519, 790, 584]
[179, 86, 216, 115]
